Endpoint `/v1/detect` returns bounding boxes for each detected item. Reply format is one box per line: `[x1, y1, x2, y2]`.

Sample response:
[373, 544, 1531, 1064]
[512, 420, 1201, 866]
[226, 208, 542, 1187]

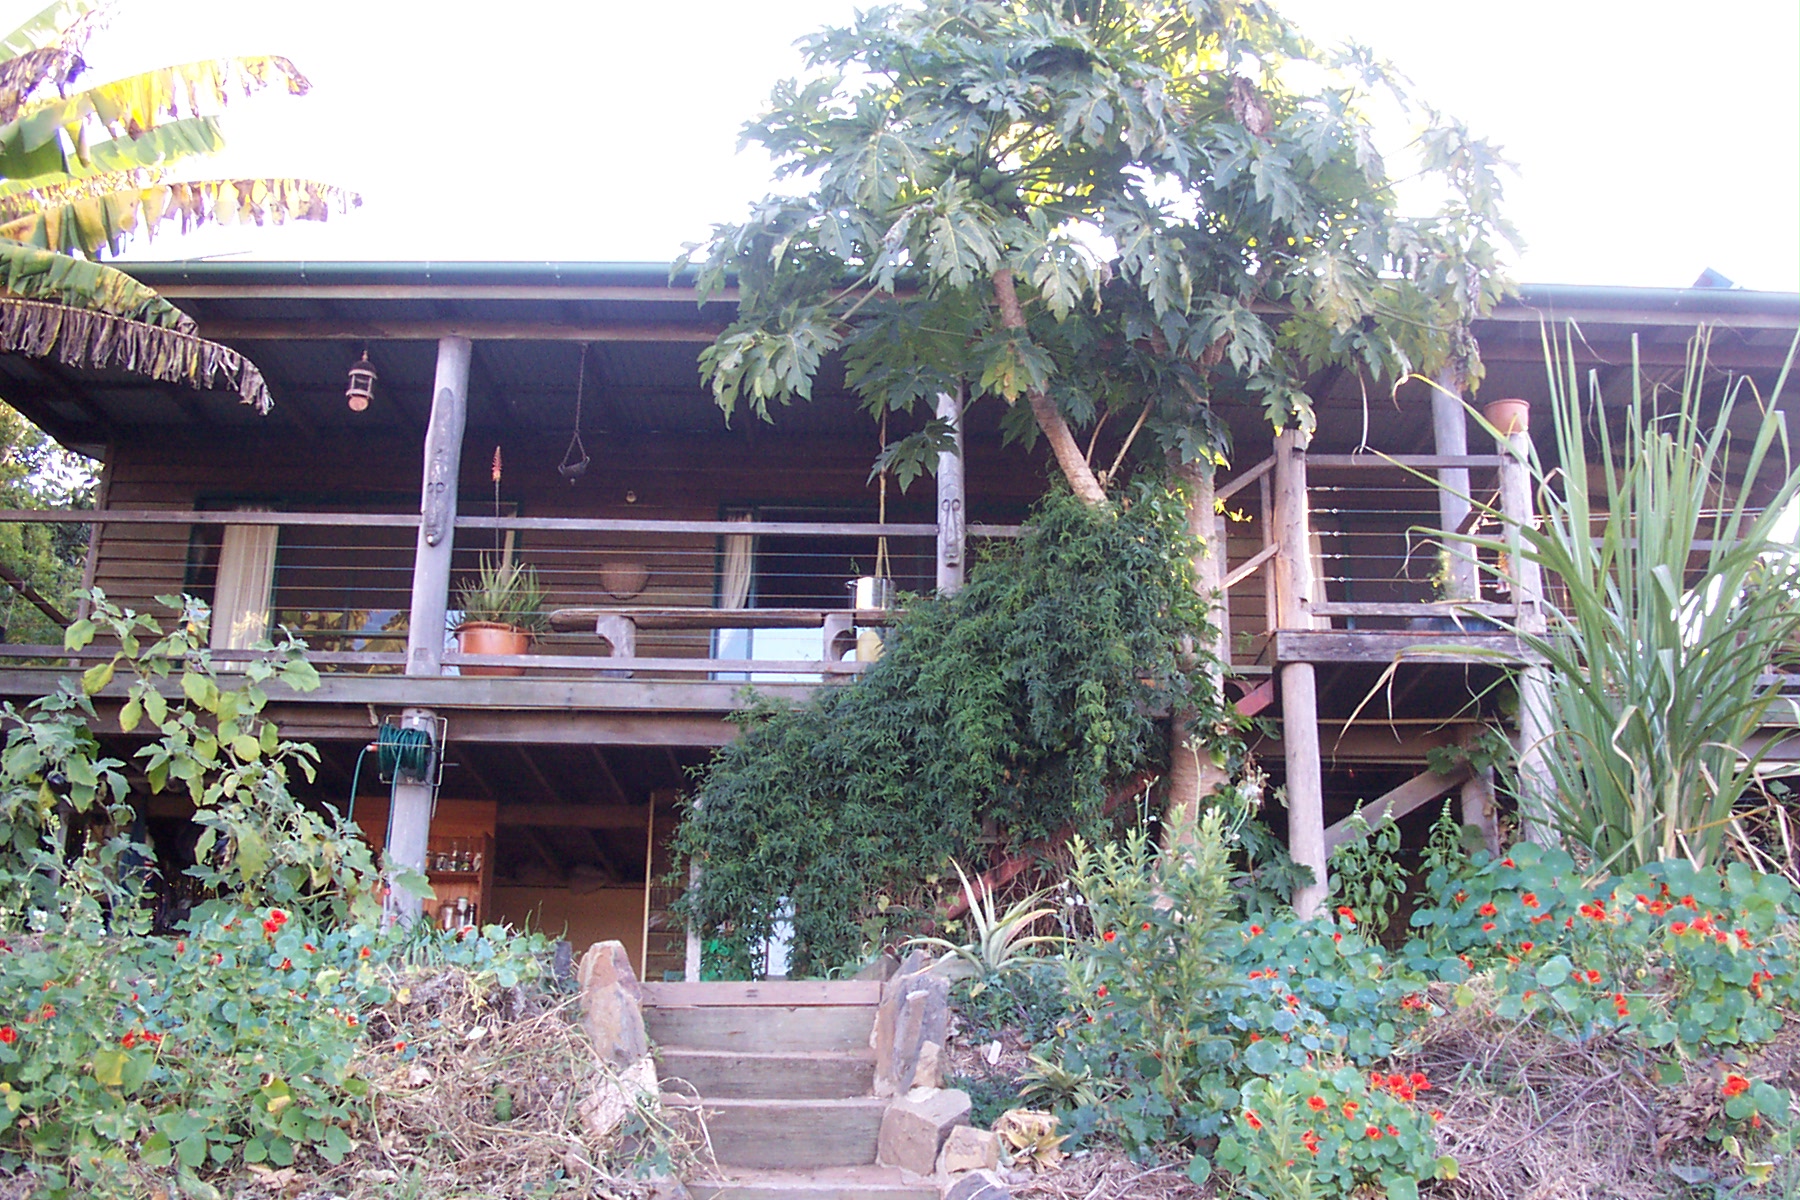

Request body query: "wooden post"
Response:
[405, 336, 472, 677]
[1431, 367, 1480, 599]
[640, 802, 656, 979]
[935, 386, 966, 594]
[1496, 417, 1556, 844]
[386, 336, 472, 925]
[1274, 430, 1328, 917]
[1459, 725, 1503, 856]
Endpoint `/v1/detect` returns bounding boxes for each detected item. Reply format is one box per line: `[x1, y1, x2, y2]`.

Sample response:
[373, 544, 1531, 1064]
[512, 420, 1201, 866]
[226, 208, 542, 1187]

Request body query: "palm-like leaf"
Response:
[0, 115, 226, 206]
[0, 176, 357, 257]
[907, 859, 1062, 979]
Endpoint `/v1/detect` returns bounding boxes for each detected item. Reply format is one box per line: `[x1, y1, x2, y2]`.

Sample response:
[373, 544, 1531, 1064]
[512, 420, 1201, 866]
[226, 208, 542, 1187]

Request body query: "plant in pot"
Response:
[452, 554, 547, 676]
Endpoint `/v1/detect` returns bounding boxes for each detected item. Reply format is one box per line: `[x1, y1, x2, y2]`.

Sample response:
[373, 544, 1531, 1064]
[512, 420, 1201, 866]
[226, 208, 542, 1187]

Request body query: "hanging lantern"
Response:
[345, 350, 378, 412]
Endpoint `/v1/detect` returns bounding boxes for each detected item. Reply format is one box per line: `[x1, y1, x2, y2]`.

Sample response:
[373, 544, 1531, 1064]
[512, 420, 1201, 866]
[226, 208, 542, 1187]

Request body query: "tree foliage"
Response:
[684, 0, 1513, 500]
[0, 0, 358, 410]
[673, 484, 1237, 975]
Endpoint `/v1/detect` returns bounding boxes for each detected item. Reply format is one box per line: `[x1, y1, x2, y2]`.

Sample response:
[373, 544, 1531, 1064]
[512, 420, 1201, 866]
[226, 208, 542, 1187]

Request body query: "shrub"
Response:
[675, 484, 1232, 975]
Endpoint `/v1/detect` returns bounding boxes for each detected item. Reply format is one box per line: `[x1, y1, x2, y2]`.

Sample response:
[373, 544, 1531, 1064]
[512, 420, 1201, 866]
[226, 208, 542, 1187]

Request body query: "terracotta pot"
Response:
[456, 621, 531, 676]
[1482, 397, 1531, 437]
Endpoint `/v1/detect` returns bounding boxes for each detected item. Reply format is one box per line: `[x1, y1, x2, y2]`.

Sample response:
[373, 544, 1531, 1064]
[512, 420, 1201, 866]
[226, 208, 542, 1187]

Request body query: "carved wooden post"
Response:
[1274, 429, 1327, 916]
[1166, 458, 1231, 840]
[1431, 366, 1480, 599]
[1496, 411, 1556, 844]
[1458, 725, 1503, 856]
[935, 386, 966, 594]
[386, 336, 471, 924]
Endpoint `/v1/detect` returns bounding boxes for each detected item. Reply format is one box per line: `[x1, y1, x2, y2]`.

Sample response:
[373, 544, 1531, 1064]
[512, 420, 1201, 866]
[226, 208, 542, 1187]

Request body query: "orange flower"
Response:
[1723, 1074, 1751, 1097]
[1671, 921, 1689, 935]
[1308, 1096, 1327, 1111]
[1337, 906, 1357, 924]
[1481, 922, 1496, 933]
[1501, 857, 1515, 867]
[1366, 1125, 1382, 1139]
[1244, 1110, 1264, 1131]
[1095, 985, 1107, 998]
[1477, 902, 1498, 917]
[1102, 930, 1116, 942]
[1343, 1102, 1359, 1118]
[1519, 941, 1535, 953]
[1140, 921, 1151, 931]
[1521, 893, 1539, 908]
[0, 1026, 15, 1045]
[1248, 924, 1263, 936]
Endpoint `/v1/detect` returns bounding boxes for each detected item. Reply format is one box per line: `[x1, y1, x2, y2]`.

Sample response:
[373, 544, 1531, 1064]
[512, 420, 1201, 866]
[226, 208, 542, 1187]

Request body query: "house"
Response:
[0, 261, 1794, 974]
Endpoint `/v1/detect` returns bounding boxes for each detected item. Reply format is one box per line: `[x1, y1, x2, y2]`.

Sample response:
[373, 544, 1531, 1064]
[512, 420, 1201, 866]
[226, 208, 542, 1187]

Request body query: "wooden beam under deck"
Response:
[1271, 630, 1536, 665]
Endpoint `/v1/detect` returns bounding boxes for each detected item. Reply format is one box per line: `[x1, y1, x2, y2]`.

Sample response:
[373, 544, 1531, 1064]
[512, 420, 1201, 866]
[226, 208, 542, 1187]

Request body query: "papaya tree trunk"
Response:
[1165, 456, 1232, 841]
[991, 269, 1109, 507]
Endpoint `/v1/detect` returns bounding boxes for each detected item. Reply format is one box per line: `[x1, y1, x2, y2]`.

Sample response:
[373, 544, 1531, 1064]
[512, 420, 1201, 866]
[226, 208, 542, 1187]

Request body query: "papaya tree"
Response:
[685, 0, 1514, 819]
[0, 0, 359, 411]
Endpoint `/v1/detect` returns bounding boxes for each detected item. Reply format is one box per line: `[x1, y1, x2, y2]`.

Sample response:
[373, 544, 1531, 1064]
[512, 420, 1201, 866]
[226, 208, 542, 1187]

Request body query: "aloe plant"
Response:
[452, 554, 547, 633]
[1461, 327, 1800, 871]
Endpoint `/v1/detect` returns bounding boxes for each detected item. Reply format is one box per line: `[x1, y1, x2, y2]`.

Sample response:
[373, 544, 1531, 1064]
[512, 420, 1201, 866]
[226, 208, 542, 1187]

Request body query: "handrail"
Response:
[0, 509, 1017, 539]
[1216, 456, 1275, 501]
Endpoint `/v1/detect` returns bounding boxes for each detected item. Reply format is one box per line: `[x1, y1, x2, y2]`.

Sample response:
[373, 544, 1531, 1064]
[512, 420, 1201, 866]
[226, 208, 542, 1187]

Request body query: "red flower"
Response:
[1336, 905, 1357, 924]
[1387, 1124, 1400, 1137]
[1301, 1129, 1320, 1154]
[174, 940, 185, 954]
[1332, 932, 1343, 943]
[1140, 921, 1151, 931]
[121, 1031, 138, 1049]
[1366, 1125, 1382, 1139]
[0, 1026, 15, 1045]
[1096, 985, 1107, 998]
[359, 945, 372, 958]
[1409, 1072, 1429, 1090]
[267, 908, 288, 926]
[1454, 891, 1468, 904]
[262, 919, 280, 936]
[1521, 893, 1539, 908]
[345, 1014, 359, 1027]
[1723, 1074, 1751, 1097]
[1248, 1032, 1262, 1042]
[1501, 857, 1515, 867]
[1388, 1074, 1405, 1090]
[1343, 1102, 1359, 1118]
[1585, 969, 1602, 984]
[1102, 930, 1116, 942]
[1307, 1096, 1327, 1111]
[279, 958, 292, 970]
[1477, 902, 1498, 917]
[1671, 921, 1688, 935]
[144, 1032, 163, 1047]
[1480, 922, 1495, 933]
[1519, 941, 1535, 953]
[1244, 1110, 1264, 1131]
[1248, 924, 1264, 936]
[1370, 1071, 1388, 1090]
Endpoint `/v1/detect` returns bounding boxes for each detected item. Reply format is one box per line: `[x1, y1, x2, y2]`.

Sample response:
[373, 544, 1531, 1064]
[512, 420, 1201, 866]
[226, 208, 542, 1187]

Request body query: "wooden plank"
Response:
[450, 653, 868, 674]
[196, 320, 727, 342]
[1216, 455, 1275, 501]
[1273, 630, 1536, 664]
[1305, 454, 1505, 469]
[654, 1048, 874, 1100]
[1234, 678, 1277, 717]
[1222, 543, 1278, 589]
[643, 981, 881, 1007]
[495, 804, 650, 830]
[548, 607, 896, 633]
[153, 283, 731, 302]
[643, 1005, 875, 1055]
[1310, 601, 1516, 618]
[1324, 764, 1472, 853]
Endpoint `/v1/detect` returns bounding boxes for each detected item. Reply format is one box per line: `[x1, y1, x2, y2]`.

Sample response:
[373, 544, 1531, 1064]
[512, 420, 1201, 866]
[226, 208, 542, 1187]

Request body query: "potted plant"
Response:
[452, 554, 547, 676]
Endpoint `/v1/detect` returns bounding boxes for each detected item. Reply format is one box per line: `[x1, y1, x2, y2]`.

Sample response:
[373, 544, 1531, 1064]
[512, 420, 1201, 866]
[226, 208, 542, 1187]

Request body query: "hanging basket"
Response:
[599, 558, 650, 600]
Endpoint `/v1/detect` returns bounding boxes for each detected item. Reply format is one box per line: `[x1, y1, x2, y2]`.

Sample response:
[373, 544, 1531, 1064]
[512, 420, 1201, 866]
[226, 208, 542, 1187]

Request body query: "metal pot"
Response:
[849, 575, 895, 610]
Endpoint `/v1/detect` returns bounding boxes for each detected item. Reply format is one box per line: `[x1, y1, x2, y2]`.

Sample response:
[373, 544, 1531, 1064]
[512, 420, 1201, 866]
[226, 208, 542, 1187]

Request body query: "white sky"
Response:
[50, 0, 1800, 292]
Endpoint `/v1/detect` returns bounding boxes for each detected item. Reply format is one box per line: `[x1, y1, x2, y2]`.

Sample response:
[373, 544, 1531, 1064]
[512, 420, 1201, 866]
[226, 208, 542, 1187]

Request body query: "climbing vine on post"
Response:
[673, 486, 1241, 976]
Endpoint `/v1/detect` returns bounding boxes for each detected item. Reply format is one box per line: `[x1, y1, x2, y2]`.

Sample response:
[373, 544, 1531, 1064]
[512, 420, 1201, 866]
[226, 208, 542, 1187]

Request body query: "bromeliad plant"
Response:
[906, 860, 1062, 984]
[1459, 328, 1800, 870]
[453, 554, 549, 634]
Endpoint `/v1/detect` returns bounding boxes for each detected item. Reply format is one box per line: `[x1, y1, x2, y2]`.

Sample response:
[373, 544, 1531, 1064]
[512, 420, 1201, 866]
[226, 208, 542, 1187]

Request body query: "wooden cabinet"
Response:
[353, 797, 497, 926]
[424, 833, 493, 928]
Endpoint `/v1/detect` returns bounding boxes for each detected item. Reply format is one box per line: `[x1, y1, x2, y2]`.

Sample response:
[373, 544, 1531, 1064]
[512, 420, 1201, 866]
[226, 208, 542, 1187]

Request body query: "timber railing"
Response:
[1211, 447, 1524, 663]
[0, 509, 1019, 682]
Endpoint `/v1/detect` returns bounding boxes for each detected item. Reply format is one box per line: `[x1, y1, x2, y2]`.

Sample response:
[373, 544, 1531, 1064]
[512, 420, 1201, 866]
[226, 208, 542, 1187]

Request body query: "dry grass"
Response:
[1394, 980, 1800, 1200]
[1013, 1147, 1213, 1200]
[238, 965, 700, 1200]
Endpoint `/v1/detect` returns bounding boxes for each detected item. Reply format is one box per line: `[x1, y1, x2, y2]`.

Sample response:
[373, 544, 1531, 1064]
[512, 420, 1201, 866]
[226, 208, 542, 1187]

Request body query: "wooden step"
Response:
[688, 1165, 937, 1200]
[643, 980, 882, 1007]
[658, 1047, 876, 1099]
[645, 1003, 875, 1054]
[668, 1096, 888, 1168]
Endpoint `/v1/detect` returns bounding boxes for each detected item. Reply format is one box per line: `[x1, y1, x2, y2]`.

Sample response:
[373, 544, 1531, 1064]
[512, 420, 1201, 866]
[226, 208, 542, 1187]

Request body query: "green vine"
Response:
[673, 484, 1237, 976]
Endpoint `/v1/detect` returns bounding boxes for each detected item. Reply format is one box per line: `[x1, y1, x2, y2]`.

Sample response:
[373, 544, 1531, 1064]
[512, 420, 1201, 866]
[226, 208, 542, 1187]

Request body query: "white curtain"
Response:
[718, 512, 753, 610]
[211, 515, 278, 663]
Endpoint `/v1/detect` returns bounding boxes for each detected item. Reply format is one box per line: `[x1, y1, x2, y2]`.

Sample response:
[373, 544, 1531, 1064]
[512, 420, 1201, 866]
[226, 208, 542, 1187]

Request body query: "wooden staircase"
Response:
[642, 980, 936, 1200]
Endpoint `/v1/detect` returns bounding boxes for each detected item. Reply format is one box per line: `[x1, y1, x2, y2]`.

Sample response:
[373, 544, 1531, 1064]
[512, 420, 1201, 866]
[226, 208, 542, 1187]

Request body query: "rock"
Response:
[577, 1054, 658, 1140]
[942, 1169, 1011, 1200]
[577, 940, 647, 1068]
[872, 968, 950, 1096]
[854, 949, 901, 981]
[648, 1179, 692, 1200]
[914, 1039, 943, 1090]
[938, 1125, 1001, 1175]
[878, 1086, 971, 1174]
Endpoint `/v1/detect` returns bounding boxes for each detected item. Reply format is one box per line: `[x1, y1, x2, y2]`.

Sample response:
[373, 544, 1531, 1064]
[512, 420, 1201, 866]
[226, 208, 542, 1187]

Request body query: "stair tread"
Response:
[644, 980, 881, 1007]
[658, 1047, 875, 1061]
[665, 1094, 888, 1109]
